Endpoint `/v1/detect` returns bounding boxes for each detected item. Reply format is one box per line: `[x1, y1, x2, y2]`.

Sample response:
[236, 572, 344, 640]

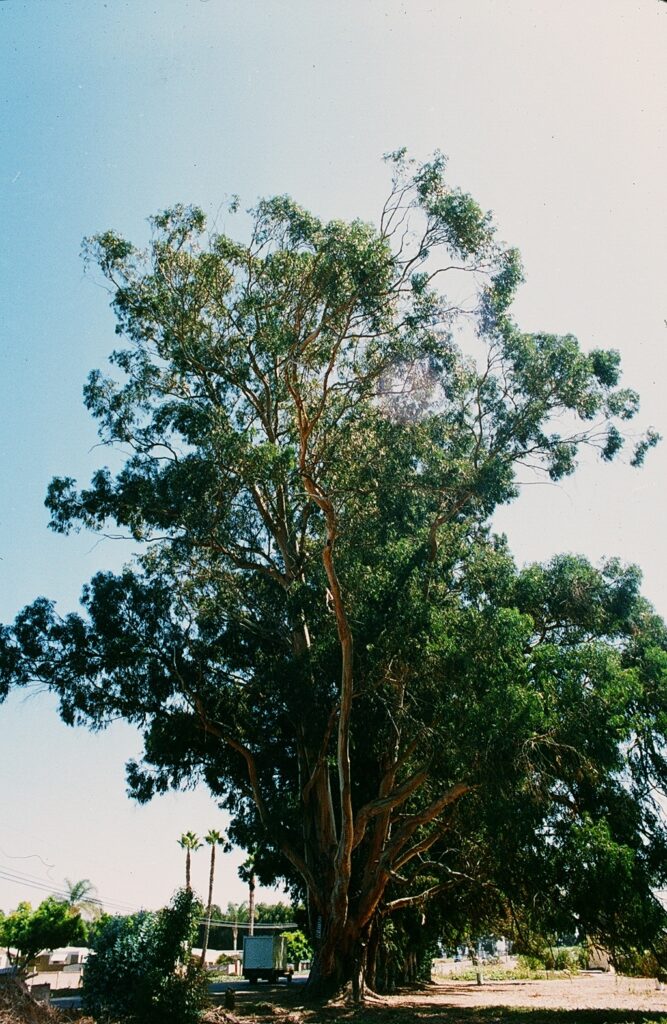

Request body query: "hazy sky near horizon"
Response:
[1, 0, 666, 917]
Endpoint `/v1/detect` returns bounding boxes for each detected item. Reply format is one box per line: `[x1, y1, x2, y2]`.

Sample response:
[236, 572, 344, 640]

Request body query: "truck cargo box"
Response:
[242, 934, 291, 983]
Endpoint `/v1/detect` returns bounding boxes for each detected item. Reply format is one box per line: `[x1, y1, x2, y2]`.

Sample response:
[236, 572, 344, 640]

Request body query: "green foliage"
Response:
[178, 832, 202, 852]
[613, 942, 666, 981]
[372, 913, 441, 991]
[517, 948, 585, 972]
[60, 877, 102, 919]
[1, 152, 665, 992]
[444, 965, 546, 982]
[82, 888, 206, 1024]
[0, 897, 86, 976]
[254, 903, 295, 924]
[203, 901, 296, 949]
[280, 929, 312, 963]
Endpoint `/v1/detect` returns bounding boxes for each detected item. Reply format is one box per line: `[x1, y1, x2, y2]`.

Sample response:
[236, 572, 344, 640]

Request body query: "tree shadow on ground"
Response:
[318, 1010, 667, 1024]
[232, 991, 667, 1024]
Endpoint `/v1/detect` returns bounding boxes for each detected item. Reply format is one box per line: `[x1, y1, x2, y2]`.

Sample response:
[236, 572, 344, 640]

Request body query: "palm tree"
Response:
[200, 829, 225, 965]
[226, 901, 248, 951]
[238, 852, 256, 936]
[61, 878, 102, 920]
[177, 831, 202, 891]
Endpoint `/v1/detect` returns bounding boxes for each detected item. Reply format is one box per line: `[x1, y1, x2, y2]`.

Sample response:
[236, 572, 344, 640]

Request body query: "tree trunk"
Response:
[305, 916, 371, 1002]
[200, 845, 216, 966]
[248, 869, 255, 936]
[365, 921, 380, 993]
[351, 934, 369, 1005]
[306, 942, 354, 1000]
[185, 850, 191, 891]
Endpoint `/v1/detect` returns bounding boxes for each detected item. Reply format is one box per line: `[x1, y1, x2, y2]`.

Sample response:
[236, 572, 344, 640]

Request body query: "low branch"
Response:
[382, 881, 450, 915]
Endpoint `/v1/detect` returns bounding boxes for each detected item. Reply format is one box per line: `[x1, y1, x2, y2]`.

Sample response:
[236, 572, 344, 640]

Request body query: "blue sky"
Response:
[1, 0, 666, 915]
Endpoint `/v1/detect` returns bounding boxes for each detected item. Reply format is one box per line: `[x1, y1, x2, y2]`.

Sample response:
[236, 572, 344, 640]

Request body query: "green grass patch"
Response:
[434, 967, 569, 983]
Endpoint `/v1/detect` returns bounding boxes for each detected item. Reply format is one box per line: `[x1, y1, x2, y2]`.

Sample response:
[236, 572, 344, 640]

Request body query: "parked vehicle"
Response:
[242, 935, 293, 984]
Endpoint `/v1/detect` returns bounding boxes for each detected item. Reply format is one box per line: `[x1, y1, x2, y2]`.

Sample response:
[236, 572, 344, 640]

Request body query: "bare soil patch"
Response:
[420, 972, 667, 1012]
[6, 971, 667, 1024]
[207, 973, 667, 1024]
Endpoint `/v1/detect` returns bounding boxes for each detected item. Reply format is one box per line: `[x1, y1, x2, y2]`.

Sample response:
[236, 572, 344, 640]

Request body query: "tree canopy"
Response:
[0, 898, 86, 976]
[1, 151, 665, 996]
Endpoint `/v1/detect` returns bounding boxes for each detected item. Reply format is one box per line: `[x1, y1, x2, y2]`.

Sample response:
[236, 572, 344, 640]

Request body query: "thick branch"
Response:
[382, 881, 451, 916]
[382, 781, 472, 866]
[352, 766, 429, 850]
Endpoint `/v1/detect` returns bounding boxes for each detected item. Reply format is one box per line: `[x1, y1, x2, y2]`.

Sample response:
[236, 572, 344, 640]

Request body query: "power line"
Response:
[198, 919, 296, 929]
[0, 868, 73, 901]
[0, 865, 136, 914]
[0, 862, 297, 920]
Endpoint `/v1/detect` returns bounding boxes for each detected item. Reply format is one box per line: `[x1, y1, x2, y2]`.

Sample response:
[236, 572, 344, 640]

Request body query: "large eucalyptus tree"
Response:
[2, 152, 665, 996]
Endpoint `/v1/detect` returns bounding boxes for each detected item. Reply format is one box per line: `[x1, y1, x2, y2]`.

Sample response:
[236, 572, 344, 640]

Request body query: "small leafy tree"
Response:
[82, 888, 206, 1024]
[0, 898, 86, 977]
[281, 929, 312, 964]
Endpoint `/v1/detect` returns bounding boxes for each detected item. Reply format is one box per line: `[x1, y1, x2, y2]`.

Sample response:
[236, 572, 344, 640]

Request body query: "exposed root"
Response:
[323, 981, 387, 1008]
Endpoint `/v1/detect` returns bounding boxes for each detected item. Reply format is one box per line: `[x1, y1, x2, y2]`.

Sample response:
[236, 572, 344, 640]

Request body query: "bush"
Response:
[82, 888, 207, 1024]
[613, 943, 667, 980]
[517, 945, 585, 972]
[280, 929, 312, 964]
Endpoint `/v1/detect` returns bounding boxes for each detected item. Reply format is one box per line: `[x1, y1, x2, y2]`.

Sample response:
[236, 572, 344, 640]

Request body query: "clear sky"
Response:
[1, 0, 665, 916]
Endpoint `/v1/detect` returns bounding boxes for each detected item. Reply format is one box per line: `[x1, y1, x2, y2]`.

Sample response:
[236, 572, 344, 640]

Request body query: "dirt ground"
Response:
[399, 973, 667, 1013]
[209, 972, 667, 1024]
[6, 969, 667, 1024]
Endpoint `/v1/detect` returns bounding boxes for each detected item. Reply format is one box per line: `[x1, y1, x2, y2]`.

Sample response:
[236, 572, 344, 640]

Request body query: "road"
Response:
[50, 972, 308, 1009]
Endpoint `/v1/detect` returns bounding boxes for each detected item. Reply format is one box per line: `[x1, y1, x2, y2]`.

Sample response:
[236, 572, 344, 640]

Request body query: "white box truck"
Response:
[242, 934, 293, 983]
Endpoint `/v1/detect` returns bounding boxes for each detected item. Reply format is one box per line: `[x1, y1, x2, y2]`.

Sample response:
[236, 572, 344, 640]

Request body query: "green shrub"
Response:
[82, 888, 207, 1024]
[517, 945, 584, 972]
[446, 966, 548, 982]
[280, 929, 312, 964]
[613, 944, 666, 980]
